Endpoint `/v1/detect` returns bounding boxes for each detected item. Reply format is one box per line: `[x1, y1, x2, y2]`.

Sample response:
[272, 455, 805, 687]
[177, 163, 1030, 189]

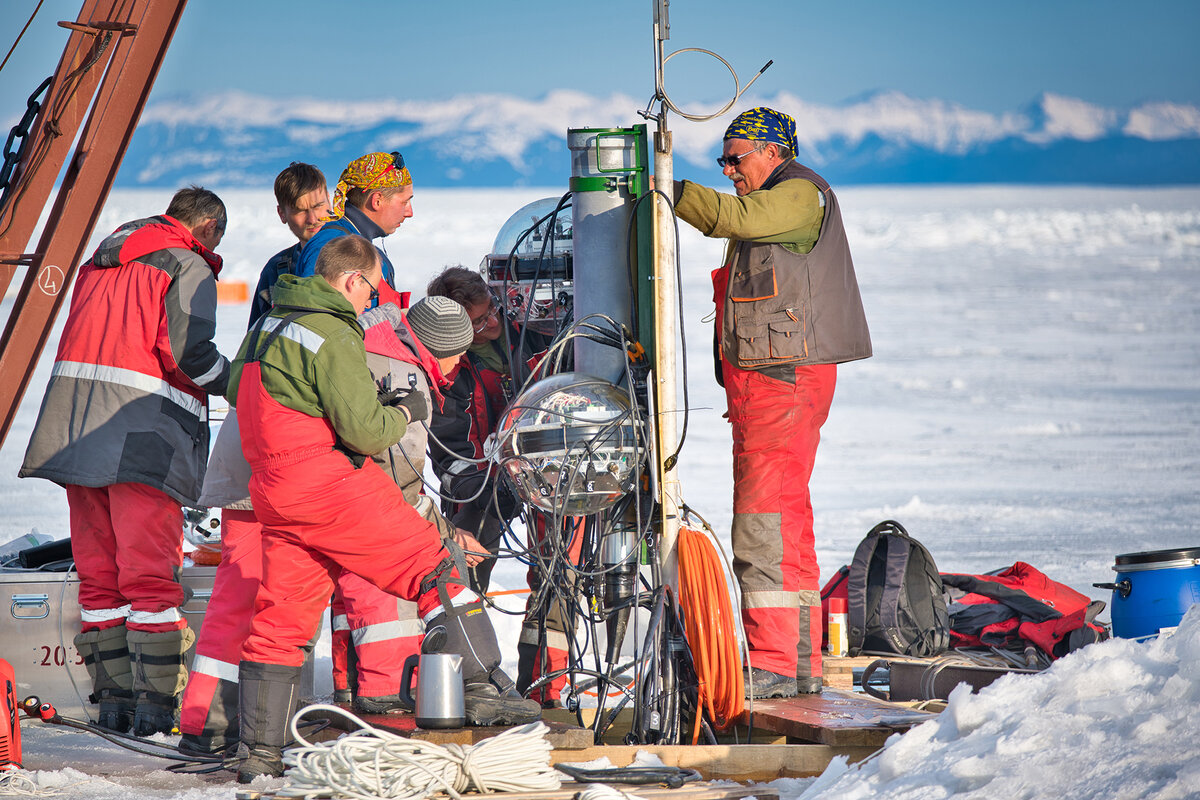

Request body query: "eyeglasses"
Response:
[717, 144, 764, 168]
[360, 272, 379, 303]
[471, 301, 499, 333]
[389, 151, 405, 172]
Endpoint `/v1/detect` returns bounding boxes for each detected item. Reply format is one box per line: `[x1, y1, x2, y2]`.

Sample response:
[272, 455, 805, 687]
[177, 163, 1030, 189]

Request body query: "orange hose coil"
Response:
[677, 525, 744, 740]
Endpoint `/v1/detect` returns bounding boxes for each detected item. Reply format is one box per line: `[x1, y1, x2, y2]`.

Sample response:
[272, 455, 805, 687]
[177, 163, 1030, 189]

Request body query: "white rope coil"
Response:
[277, 704, 562, 800]
[576, 784, 647, 800]
[0, 770, 65, 797]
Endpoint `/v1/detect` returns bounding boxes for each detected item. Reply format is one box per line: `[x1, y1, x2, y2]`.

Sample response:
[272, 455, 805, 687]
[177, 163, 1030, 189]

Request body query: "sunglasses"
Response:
[717, 144, 763, 168]
[389, 151, 405, 171]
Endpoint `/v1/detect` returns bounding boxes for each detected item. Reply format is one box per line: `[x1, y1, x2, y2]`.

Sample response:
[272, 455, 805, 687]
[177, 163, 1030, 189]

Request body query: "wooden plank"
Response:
[315, 706, 593, 750]
[549, 743, 877, 782]
[820, 655, 878, 690]
[737, 687, 937, 747]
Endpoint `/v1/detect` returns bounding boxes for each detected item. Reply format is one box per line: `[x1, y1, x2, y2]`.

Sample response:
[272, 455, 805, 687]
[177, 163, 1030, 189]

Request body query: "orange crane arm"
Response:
[0, 0, 188, 450]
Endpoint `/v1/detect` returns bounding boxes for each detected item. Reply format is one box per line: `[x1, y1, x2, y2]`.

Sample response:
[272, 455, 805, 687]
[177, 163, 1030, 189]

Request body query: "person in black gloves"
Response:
[326, 294, 489, 716]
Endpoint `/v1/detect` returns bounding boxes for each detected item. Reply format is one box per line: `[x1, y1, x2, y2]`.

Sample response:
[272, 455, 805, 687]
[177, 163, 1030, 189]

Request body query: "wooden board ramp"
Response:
[738, 686, 937, 748]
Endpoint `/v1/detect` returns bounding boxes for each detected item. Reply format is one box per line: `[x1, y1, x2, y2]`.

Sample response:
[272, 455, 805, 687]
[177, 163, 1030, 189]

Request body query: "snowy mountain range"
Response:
[120, 89, 1200, 187]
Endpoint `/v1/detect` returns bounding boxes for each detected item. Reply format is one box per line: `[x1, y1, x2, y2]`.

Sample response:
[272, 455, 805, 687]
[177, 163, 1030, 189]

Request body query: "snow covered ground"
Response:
[2, 184, 1198, 798]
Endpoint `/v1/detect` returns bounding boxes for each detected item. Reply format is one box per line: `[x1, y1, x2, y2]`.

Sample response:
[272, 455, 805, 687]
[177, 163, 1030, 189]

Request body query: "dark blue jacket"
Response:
[295, 204, 397, 289]
[249, 242, 301, 327]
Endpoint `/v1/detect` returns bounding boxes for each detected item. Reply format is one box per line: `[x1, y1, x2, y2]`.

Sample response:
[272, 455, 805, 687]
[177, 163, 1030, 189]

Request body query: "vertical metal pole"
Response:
[653, 125, 682, 584]
[650, 0, 682, 581]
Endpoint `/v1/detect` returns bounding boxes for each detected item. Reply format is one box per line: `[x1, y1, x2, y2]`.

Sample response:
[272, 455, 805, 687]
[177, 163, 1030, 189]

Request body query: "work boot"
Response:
[352, 693, 413, 714]
[333, 688, 352, 704]
[743, 667, 798, 699]
[463, 668, 541, 726]
[132, 690, 179, 736]
[423, 584, 540, 726]
[96, 689, 136, 733]
[128, 626, 194, 736]
[236, 660, 302, 784]
[796, 676, 824, 695]
[178, 731, 235, 759]
[75, 625, 135, 732]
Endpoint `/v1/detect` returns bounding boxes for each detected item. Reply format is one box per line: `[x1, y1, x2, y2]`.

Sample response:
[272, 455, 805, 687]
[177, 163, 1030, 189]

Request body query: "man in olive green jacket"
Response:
[227, 234, 537, 783]
[674, 107, 871, 699]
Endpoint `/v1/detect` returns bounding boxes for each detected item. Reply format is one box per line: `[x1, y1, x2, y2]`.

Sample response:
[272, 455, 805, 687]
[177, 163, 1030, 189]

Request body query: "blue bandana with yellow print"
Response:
[723, 107, 798, 156]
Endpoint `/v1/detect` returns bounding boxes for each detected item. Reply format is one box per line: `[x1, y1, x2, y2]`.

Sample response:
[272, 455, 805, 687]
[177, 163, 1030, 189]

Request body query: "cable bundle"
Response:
[278, 705, 561, 800]
[677, 525, 744, 740]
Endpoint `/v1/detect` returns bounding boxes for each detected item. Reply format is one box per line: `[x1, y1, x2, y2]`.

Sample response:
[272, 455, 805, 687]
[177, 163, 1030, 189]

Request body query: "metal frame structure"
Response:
[0, 0, 188, 449]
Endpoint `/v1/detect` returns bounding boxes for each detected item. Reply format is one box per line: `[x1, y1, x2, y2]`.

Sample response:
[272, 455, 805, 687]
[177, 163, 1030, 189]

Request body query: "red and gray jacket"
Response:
[361, 303, 449, 507]
[941, 562, 1109, 659]
[20, 215, 230, 504]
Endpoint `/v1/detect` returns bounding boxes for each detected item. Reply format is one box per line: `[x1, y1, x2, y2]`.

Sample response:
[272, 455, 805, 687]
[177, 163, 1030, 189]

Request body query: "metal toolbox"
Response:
[1, 564, 312, 718]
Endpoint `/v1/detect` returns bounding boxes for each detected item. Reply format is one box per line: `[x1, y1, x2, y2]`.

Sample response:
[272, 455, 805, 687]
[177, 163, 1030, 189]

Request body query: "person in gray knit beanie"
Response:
[405, 296, 474, 360]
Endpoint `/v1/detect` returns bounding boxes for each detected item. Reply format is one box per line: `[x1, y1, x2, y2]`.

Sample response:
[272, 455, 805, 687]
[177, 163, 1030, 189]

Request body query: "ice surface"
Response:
[2, 185, 1198, 798]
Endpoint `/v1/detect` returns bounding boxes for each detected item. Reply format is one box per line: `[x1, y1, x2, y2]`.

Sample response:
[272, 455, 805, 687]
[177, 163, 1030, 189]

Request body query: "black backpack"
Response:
[847, 520, 950, 657]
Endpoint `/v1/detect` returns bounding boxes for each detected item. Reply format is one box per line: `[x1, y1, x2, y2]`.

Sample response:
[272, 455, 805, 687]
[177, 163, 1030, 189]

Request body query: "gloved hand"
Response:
[490, 476, 523, 521]
[378, 386, 429, 424]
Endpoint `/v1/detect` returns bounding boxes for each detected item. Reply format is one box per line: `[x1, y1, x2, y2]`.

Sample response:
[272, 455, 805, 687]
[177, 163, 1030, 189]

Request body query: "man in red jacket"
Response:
[21, 187, 231, 735]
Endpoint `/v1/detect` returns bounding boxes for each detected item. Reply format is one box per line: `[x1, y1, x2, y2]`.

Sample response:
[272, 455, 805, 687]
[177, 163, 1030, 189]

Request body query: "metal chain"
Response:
[0, 76, 52, 197]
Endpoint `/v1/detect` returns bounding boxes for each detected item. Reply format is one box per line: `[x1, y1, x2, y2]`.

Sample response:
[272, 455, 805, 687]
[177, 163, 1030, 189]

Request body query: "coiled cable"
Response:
[278, 705, 561, 800]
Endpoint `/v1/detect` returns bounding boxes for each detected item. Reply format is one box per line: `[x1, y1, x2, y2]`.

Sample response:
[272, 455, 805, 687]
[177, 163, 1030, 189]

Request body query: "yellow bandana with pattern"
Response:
[329, 152, 412, 218]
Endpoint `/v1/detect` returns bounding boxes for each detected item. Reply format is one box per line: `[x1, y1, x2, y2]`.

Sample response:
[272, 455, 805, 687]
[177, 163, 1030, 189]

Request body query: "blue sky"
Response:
[3, 0, 1199, 125]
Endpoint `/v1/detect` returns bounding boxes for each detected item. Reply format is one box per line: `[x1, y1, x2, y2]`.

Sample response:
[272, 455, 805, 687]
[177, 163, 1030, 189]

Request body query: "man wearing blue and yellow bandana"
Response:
[674, 107, 872, 699]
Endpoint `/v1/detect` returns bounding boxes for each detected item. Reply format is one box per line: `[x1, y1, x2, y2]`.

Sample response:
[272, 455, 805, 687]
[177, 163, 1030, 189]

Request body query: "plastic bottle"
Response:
[827, 596, 849, 657]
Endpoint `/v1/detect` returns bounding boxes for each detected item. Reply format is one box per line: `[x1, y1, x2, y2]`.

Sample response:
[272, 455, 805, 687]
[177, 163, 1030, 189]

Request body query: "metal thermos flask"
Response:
[400, 653, 465, 729]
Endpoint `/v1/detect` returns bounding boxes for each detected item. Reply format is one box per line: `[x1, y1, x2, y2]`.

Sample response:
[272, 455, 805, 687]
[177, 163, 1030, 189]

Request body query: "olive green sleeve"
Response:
[675, 177, 823, 251]
[312, 326, 408, 455]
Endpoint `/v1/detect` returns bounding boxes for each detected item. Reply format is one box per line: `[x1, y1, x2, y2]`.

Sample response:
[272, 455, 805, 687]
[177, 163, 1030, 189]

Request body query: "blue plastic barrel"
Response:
[1099, 547, 1200, 639]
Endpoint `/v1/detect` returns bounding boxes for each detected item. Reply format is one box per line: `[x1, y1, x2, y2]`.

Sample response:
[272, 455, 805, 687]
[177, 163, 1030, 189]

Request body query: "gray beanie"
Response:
[406, 296, 474, 358]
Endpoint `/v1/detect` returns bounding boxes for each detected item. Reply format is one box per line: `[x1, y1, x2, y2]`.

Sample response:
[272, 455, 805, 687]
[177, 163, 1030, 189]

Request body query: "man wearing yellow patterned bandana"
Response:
[672, 106, 873, 700]
[295, 151, 414, 299]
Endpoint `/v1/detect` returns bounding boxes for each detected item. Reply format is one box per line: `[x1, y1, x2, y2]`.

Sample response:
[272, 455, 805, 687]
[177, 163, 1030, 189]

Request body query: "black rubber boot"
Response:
[132, 691, 178, 737]
[178, 731, 236, 759]
[236, 661, 302, 784]
[515, 640, 538, 696]
[796, 676, 824, 694]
